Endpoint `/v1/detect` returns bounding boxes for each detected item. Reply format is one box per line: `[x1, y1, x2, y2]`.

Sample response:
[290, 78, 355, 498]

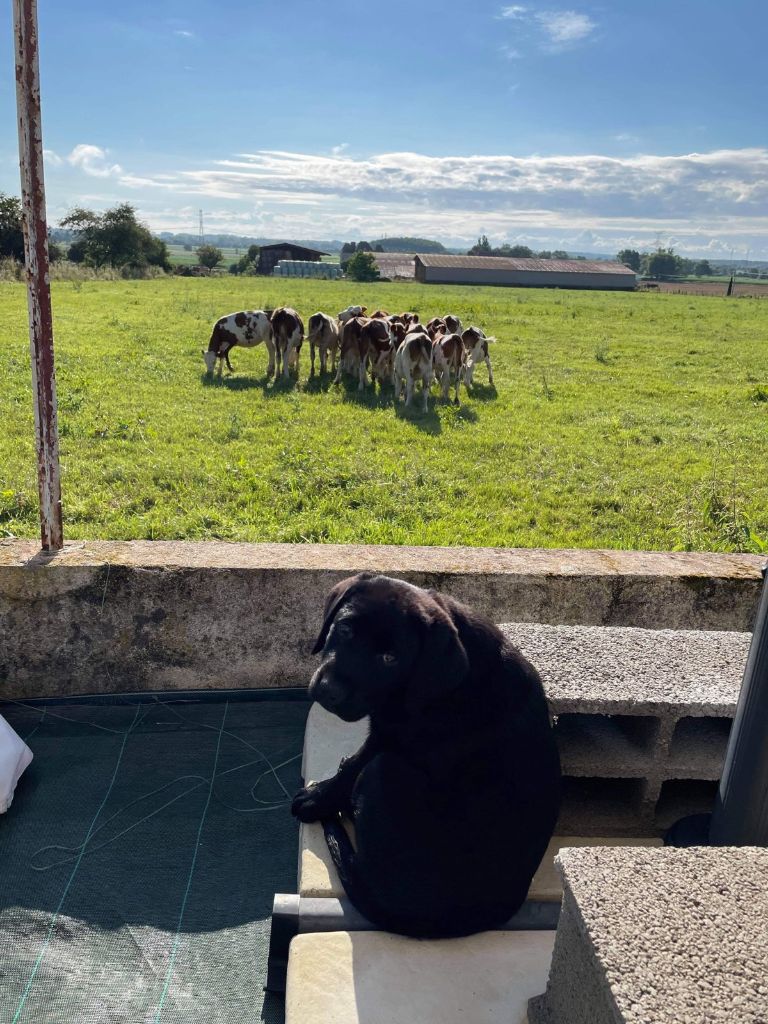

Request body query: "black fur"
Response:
[292, 574, 561, 939]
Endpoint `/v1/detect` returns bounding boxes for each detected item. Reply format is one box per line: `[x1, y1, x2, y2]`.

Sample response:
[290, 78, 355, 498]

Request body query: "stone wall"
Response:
[0, 540, 762, 699]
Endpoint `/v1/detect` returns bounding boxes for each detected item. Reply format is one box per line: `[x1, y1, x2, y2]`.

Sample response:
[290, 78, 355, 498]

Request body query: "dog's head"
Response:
[309, 574, 469, 722]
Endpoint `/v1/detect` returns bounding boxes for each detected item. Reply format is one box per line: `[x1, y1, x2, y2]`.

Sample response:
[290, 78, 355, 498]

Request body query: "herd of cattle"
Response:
[202, 305, 495, 409]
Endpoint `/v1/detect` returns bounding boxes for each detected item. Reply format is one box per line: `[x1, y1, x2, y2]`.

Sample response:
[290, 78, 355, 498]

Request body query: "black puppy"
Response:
[291, 573, 561, 938]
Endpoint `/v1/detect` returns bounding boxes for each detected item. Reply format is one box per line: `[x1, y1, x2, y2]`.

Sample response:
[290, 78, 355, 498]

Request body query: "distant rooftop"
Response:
[415, 254, 636, 275]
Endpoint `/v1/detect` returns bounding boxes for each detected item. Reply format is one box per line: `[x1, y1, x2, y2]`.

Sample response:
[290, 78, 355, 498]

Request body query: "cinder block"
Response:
[529, 846, 768, 1024]
[286, 930, 556, 1024]
[667, 716, 732, 778]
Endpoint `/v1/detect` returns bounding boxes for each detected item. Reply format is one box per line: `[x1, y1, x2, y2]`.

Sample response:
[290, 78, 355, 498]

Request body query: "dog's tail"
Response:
[322, 818, 507, 939]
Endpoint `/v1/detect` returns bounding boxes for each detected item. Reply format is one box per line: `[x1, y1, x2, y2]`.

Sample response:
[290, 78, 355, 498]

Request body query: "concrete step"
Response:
[286, 930, 556, 1024]
[529, 846, 768, 1024]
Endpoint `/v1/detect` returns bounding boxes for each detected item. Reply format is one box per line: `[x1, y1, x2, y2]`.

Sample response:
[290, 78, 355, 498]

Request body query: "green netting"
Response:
[0, 696, 308, 1024]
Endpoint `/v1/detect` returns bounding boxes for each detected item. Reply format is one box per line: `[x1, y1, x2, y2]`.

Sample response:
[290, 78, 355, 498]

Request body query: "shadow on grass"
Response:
[463, 381, 498, 402]
[393, 400, 443, 435]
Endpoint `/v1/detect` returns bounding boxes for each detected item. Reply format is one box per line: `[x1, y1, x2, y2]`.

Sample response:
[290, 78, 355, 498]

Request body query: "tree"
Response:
[0, 193, 24, 261]
[356, 241, 372, 252]
[538, 250, 553, 259]
[345, 250, 380, 282]
[552, 250, 569, 259]
[645, 248, 678, 280]
[60, 203, 170, 271]
[695, 259, 713, 277]
[374, 243, 384, 252]
[468, 235, 492, 255]
[197, 244, 223, 270]
[229, 244, 260, 275]
[502, 244, 534, 258]
[617, 249, 641, 272]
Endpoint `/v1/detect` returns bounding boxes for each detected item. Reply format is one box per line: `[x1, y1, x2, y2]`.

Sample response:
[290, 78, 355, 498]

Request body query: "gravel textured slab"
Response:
[531, 846, 768, 1024]
[500, 622, 751, 715]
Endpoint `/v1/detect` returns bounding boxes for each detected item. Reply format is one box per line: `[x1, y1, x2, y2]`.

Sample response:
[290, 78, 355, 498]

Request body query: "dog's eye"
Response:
[334, 621, 354, 640]
[381, 652, 397, 665]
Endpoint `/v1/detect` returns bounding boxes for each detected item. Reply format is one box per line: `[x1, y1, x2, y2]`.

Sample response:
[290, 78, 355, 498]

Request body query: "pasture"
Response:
[0, 278, 766, 551]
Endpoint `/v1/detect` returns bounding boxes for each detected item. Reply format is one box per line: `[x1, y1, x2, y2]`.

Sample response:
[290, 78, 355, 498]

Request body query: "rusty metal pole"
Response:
[13, 0, 63, 550]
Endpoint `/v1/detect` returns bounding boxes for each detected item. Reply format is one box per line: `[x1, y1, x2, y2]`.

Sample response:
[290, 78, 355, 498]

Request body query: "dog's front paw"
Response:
[291, 781, 341, 823]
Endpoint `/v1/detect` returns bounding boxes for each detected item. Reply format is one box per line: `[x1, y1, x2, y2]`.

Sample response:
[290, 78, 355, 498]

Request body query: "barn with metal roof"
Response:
[414, 254, 637, 290]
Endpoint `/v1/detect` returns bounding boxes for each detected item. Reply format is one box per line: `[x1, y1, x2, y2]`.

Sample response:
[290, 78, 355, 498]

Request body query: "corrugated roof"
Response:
[415, 254, 636, 275]
[259, 242, 330, 256]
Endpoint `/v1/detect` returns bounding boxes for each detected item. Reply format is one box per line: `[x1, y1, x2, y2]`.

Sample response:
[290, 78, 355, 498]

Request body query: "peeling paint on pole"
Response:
[13, 0, 63, 550]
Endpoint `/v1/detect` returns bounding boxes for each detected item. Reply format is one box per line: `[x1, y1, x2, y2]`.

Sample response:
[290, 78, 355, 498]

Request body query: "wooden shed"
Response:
[257, 242, 329, 276]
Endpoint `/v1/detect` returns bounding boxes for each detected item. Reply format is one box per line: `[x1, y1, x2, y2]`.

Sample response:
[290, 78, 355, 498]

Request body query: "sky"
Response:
[0, 0, 766, 257]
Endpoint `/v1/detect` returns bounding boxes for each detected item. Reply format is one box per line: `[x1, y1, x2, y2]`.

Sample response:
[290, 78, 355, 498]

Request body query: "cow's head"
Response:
[202, 349, 217, 374]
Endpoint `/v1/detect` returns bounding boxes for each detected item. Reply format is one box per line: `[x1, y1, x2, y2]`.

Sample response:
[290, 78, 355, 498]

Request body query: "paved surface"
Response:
[286, 930, 555, 1024]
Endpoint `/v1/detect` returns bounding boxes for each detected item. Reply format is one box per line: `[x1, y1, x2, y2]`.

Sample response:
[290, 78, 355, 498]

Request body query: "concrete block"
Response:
[529, 846, 768, 1024]
[0, 540, 761, 698]
[302, 704, 368, 785]
[286, 930, 556, 1024]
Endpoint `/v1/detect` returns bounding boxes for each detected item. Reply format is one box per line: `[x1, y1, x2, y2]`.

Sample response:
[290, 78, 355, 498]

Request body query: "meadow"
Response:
[0, 277, 766, 551]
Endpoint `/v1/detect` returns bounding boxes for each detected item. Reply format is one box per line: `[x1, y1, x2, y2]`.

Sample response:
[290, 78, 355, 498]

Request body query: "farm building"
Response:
[372, 252, 417, 279]
[414, 255, 637, 290]
[257, 242, 329, 276]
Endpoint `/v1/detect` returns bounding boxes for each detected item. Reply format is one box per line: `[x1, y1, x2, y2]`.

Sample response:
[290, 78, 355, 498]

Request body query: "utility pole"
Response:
[198, 209, 205, 247]
[13, 0, 63, 550]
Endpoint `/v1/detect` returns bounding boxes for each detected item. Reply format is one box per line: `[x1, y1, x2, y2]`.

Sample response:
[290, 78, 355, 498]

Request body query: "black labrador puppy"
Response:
[291, 573, 561, 938]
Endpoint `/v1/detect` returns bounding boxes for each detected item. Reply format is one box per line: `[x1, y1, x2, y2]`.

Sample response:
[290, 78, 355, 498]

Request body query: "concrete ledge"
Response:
[286, 930, 556, 1024]
[0, 540, 762, 698]
[529, 846, 768, 1024]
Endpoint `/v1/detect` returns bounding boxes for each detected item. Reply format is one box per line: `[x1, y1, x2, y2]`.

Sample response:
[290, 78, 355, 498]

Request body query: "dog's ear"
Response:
[312, 572, 375, 655]
[407, 609, 469, 716]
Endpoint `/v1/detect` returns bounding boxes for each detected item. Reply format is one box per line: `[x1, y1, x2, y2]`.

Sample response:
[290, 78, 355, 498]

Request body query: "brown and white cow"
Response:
[202, 310, 274, 376]
[426, 314, 463, 340]
[338, 305, 368, 325]
[432, 332, 464, 404]
[394, 331, 434, 412]
[461, 326, 495, 388]
[271, 307, 305, 380]
[334, 316, 370, 391]
[362, 317, 395, 386]
[307, 312, 340, 375]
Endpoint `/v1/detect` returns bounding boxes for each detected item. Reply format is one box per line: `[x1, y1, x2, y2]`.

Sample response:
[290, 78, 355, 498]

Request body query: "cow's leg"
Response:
[394, 372, 402, 403]
[265, 336, 276, 378]
[224, 346, 234, 373]
[453, 364, 461, 404]
[486, 355, 494, 386]
[310, 338, 316, 376]
[320, 344, 327, 375]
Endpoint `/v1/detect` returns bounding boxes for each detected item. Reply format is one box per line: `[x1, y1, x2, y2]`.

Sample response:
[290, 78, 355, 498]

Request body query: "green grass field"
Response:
[1, 278, 766, 551]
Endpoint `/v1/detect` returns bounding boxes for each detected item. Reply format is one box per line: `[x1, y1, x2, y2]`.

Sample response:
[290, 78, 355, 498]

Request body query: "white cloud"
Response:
[331, 143, 349, 156]
[500, 45, 523, 59]
[173, 29, 194, 38]
[536, 10, 596, 49]
[43, 149, 63, 166]
[67, 144, 122, 178]
[499, 5, 597, 55]
[43, 145, 768, 258]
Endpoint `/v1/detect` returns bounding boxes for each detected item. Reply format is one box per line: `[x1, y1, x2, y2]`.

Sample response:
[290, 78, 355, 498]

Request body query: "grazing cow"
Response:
[308, 312, 340, 375]
[202, 310, 274, 376]
[433, 332, 464, 404]
[271, 307, 304, 380]
[461, 326, 495, 388]
[335, 317, 370, 391]
[338, 305, 368, 324]
[362, 318, 395, 386]
[394, 331, 434, 412]
[370, 309, 390, 319]
[427, 315, 464, 340]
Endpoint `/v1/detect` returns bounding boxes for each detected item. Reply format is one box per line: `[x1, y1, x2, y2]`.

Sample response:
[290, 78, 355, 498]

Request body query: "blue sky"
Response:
[1, 0, 766, 256]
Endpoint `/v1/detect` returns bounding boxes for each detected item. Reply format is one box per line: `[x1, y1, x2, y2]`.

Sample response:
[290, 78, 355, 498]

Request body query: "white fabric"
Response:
[0, 714, 33, 813]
